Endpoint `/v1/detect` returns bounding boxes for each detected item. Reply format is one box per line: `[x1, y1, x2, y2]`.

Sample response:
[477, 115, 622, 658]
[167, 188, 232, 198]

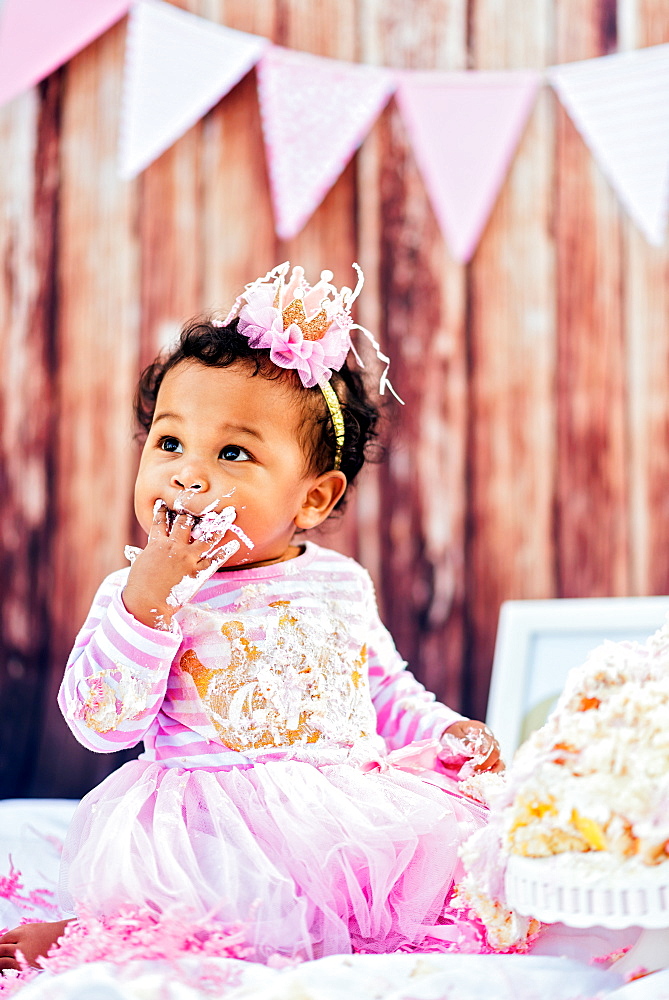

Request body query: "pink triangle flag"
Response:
[257, 46, 395, 239]
[0, 0, 131, 107]
[548, 45, 669, 247]
[396, 72, 541, 263]
[119, 0, 268, 179]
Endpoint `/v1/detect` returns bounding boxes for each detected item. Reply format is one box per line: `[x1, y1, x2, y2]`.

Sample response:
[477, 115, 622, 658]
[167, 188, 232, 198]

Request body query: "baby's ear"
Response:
[295, 471, 347, 530]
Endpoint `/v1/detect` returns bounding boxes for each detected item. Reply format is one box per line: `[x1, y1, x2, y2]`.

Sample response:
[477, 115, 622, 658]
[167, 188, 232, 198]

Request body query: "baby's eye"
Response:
[220, 445, 250, 462]
[159, 436, 182, 453]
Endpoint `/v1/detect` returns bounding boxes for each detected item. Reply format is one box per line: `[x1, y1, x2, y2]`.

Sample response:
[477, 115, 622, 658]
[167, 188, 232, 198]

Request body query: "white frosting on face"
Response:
[190, 505, 254, 549]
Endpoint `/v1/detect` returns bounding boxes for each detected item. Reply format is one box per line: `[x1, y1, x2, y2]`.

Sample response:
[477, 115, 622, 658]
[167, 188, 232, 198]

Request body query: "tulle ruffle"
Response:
[60, 756, 486, 961]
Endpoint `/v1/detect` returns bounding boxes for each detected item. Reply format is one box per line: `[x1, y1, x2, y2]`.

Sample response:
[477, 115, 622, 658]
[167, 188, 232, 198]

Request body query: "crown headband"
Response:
[221, 262, 401, 470]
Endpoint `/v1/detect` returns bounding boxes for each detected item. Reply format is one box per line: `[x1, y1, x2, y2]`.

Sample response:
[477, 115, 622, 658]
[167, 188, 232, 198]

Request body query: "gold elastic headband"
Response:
[320, 381, 345, 470]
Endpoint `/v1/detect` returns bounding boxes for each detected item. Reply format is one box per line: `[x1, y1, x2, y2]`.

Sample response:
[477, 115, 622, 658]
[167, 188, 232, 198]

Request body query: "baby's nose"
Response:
[171, 472, 208, 492]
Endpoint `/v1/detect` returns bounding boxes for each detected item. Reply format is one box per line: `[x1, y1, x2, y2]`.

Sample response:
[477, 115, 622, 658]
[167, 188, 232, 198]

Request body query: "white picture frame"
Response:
[485, 596, 669, 763]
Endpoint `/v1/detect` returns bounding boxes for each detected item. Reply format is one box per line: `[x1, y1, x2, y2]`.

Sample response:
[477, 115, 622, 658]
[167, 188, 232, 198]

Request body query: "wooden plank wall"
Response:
[1, 0, 668, 797]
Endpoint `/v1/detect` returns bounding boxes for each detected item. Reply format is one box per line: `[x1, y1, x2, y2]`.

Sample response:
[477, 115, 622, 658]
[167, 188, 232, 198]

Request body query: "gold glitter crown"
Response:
[269, 263, 357, 342]
[280, 297, 330, 341]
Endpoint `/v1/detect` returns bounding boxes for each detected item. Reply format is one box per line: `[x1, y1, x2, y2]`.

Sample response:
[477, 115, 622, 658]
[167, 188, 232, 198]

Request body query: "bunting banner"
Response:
[0, 0, 131, 108]
[119, 0, 268, 179]
[0, 0, 667, 250]
[396, 71, 541, 263]
[548, 45, 669, 246]
[257, 46, 395, 240]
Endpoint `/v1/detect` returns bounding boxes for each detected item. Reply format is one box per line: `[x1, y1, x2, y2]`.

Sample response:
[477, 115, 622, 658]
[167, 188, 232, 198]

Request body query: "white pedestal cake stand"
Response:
[506, 853, 669, 977]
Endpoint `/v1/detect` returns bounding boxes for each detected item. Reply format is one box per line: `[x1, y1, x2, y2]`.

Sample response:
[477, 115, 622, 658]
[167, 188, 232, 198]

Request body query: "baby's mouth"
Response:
[164, 493, 219, 530]
[159, 499, 254, 551]
[165, 507, 202, 531]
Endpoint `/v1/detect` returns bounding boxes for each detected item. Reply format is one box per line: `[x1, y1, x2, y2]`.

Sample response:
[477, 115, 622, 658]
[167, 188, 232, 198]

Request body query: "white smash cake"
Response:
[456, 621, 669, 948]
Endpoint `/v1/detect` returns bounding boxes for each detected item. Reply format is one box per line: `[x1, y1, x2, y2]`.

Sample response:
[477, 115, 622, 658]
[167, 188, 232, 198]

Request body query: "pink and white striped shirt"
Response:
[59, 542, 464, 769]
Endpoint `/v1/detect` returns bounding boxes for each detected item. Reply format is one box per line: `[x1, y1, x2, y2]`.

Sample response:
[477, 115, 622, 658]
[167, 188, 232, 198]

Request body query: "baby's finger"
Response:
[169, 511, 195, 541]
[0, 956, 21, 971]
[474, 738, 502, 772]
[191, 506, 236, 542]
[203, 538, 240, 566]
[148, 499, 170, 539]
[0, 943, 20, 971]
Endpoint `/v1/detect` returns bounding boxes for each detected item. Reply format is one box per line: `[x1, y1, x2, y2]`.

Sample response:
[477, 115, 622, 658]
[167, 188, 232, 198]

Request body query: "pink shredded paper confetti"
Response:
[0, 864, 530, 996]
[0, 901, 262, 995]
[0, 861, 57, 916]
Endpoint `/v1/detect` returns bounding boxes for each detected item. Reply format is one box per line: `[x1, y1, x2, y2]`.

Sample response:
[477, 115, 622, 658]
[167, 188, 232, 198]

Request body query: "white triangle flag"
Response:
[119, 0, 268, 179]
[257, 46, 395, 239]
[548, 44, 669, 246]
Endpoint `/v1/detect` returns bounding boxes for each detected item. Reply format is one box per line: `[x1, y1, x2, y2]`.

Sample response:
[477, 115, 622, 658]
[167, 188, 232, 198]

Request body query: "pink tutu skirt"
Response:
[59, 753, 486, 960]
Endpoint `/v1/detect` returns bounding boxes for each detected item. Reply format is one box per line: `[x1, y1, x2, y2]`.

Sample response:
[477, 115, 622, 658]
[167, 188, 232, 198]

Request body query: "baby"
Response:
[0, 263, 501, 970]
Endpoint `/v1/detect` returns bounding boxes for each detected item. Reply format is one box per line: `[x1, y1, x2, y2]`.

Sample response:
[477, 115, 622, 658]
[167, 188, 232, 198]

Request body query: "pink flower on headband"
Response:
[222, 262, 402, 400]
[237, 284, 350, 388]
[223, 264, 356, 389]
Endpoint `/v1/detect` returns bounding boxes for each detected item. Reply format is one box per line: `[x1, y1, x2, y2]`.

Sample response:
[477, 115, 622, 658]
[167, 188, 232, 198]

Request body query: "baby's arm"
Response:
[58, 570, 182, 752]
[364, 572, 502, 770]
[368, 623, 464, 747]
[60, 502, 242, 752]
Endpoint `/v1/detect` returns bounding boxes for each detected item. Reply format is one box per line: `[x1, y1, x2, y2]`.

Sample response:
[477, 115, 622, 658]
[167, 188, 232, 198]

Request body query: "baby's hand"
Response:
[0, 919, 71, 970]
[441, 719, 504, 774]
[122, 499, 241, 630]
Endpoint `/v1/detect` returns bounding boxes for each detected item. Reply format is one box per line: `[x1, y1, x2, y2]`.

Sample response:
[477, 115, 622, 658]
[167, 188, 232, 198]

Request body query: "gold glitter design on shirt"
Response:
[351, 644, 366, 689]
[82, 667, 153, 734]
[177, 602, 374, 752]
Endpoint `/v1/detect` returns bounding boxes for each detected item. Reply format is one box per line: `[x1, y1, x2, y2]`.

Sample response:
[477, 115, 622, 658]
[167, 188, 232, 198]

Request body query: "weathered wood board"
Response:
[1, 0, 668, 795]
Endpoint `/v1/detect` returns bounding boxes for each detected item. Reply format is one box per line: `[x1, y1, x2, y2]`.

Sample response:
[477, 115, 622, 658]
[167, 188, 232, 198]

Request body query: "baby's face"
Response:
[134, 360, 319, 568]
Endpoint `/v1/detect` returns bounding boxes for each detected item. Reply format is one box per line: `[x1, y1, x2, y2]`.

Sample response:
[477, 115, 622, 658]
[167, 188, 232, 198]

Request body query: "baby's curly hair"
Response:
[134, 318, 382, 511]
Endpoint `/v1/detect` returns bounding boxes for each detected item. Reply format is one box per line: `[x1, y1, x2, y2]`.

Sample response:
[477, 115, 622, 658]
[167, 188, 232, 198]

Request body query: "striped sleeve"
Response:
[58, 570, 182, 752]
[363, 571, 465, 750]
